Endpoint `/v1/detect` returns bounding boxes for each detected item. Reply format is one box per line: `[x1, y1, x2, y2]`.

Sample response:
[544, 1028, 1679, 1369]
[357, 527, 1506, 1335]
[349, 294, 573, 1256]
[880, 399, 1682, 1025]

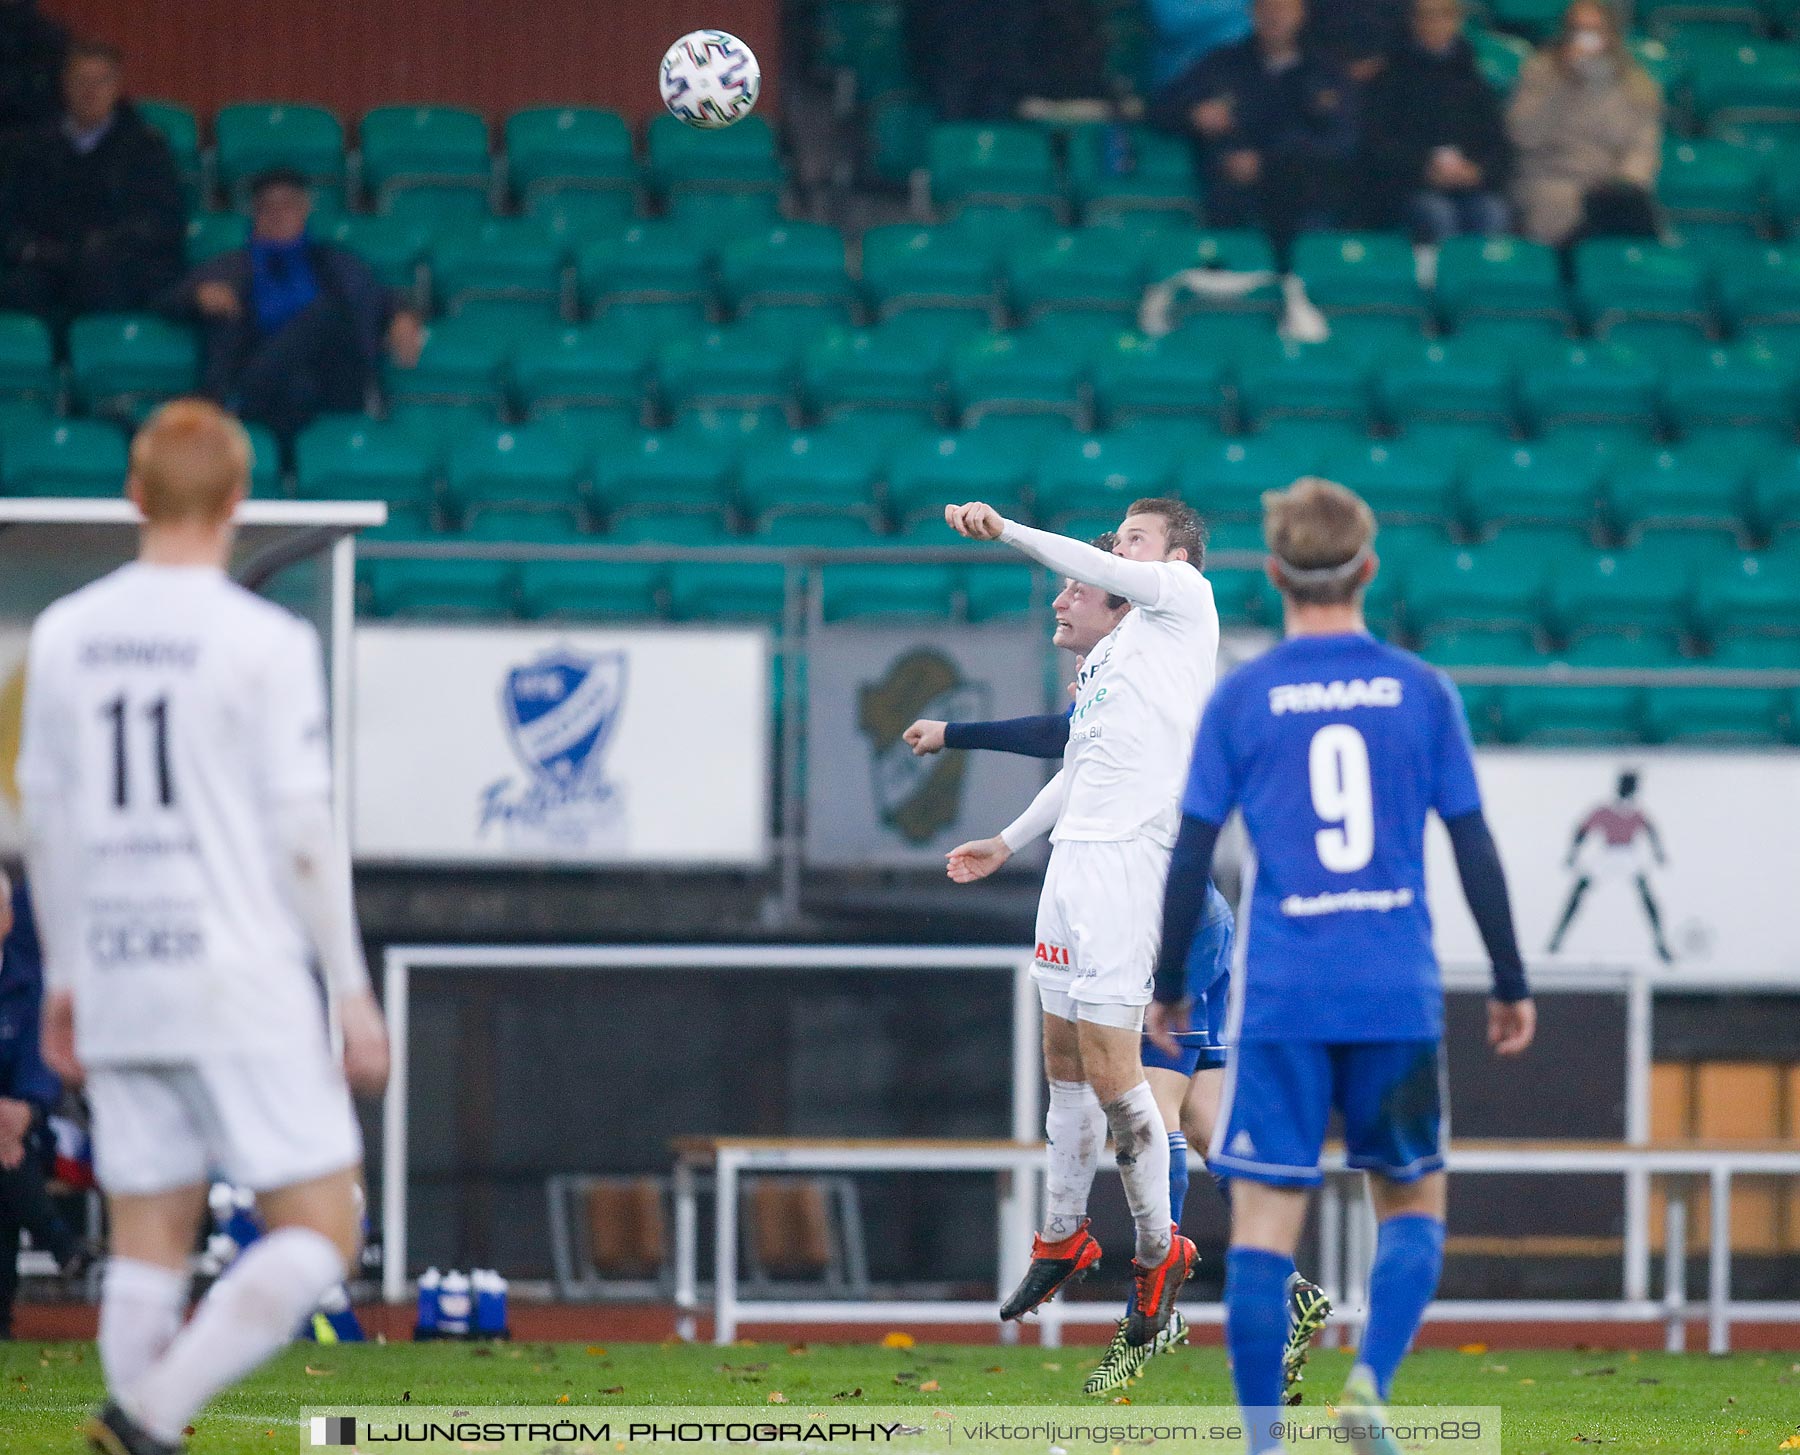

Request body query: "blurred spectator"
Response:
[1305, 0, 1409, 82]
[1364, 0, 1512, 241]
[0, 0, 65, 144]
[908, 0, 1108, 118]
[0, 39, 184, 327]
[0, 871, 84, 1341]
[1507, 0, 1662, 246]
[1151, 0, 1357, 252]
[1145, 0, 1252, 95]
[158, 168, 425, 445]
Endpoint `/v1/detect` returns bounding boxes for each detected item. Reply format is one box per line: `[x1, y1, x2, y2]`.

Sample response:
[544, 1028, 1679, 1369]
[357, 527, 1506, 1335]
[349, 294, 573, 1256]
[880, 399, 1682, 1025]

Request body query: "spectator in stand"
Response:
[1145, 0, 1252, 97]
[1150, 0, 1357, 254]
[1506, 0, 1662, 246]
[0, 0, 67, 144]
[1305, 0, 1409, 82]
[0, 870, 87, 1342]
[158, 167, 425, 445]
[0, 39, 185, 327]
[1364, 0, 1512, 241]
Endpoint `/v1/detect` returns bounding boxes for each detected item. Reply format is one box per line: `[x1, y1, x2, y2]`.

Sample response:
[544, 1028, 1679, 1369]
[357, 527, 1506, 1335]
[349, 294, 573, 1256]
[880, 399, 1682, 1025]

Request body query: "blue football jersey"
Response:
[1181, 632, 1483, 1043]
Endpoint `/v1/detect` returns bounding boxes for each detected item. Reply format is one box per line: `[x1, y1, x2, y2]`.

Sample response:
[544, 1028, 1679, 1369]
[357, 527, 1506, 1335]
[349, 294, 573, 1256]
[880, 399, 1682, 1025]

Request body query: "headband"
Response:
[1271, 543, 1373, 586]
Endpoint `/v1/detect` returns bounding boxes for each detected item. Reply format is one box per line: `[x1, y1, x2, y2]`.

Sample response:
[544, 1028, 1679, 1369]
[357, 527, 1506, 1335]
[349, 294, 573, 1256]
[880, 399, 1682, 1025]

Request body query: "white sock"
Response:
[1104, 1081, 1173, 1264]
[123, 1227, 345, 1444]
[1044, 1079, 1106, 1240]
[98, 1257, 188, 1395]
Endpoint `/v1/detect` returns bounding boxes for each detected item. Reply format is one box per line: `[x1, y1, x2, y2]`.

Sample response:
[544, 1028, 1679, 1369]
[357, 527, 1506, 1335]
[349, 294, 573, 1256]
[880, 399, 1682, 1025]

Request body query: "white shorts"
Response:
[1032, 835, 1170, 1031]
[87, 1046, 363, 1197]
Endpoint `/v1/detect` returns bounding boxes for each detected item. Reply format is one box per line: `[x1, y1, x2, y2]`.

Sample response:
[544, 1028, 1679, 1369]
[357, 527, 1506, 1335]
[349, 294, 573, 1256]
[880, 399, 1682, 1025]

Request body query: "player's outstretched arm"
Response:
[905, 713, 1072, 759]
[945, 503, 1173, 608]
[947, 770, 1067, 882]
[1145, 812, 1224, 1054]
[1444, 809, 1535, 1057]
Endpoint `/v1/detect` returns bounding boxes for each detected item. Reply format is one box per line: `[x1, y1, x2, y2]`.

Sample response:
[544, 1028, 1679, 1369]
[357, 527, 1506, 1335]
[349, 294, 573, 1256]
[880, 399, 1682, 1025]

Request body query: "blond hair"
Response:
[1262, 476, 1377, 605]
[129, 398, 252, 525]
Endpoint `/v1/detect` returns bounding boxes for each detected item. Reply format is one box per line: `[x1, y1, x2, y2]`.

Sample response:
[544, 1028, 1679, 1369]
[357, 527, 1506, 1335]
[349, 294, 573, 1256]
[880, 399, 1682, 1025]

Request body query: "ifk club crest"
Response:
[857, 647, 987, 844]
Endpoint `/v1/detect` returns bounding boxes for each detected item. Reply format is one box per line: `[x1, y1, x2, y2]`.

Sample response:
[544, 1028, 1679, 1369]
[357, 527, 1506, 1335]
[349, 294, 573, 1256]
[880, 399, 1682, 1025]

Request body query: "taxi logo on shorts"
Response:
[857, 648, 986, 843]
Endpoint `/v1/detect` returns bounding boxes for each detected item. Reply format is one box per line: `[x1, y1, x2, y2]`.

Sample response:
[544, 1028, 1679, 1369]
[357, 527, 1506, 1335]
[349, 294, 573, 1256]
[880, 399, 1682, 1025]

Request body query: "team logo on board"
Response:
[857, 648, 986, 843]
[479, 646, 627, 852]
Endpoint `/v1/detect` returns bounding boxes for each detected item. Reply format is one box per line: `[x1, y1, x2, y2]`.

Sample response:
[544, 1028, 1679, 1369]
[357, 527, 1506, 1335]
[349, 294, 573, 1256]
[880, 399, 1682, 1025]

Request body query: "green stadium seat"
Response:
[138, 100, 201, 197]
[602, 511, 736, 545]
[864, 94, 933, 184]
[1391, 418, 1517, 462]
[429, 218, 567, 321]
[360, 105, 491, 211]
[66, 314, 198, 420]
[185, 211, 251, 266]
[1748, 451, 1800, 536]
[1290, 232, 1424, 320]
[662, 189, 786, 252]
[1484, 0, 1567, 39]
[646, 113, 782, 196]
[859, 223, 1000, 320]
[1693, 541, 1800, 634]
[1066, 125, 1200, 221]
[1375, 339, 1516, 430]
[0, 418, 127, 496]
[1572, 240, 1714, 336]
[1708, 633, 1800, 669]
[318, 215, 430, 293]
[215, 103, 345, 197]
[962, 413, 1085, 458]
[1321, 439, 1460, 526]
[1403, 540, 1560, 635]
[1178, 435, 1323, 524]
[589, 431, 734, 523]
[1207, 552, 1284, 626]
[947, 204, 1063, 255]
[885, 430, 1033, 523]
[1549, 540, 1716, 640]
[674, 404, 791, 452]
[1608, 446, 1753, 542]
[1448, 316, 1572, 363]
[577, 222, 712, 317]
[384, 316, 509, 411]
[754, 514, 891, 547]
[1009, 229, 1146, 323]
[444, 424, 585, 528]
[1552, 631, 1689, 668]
[1460, 442, 1605, 538]
[361, 558, 518, 618]
[1470, 27, 1533, 88]
[962, 563, 1045, 622]
[456, 510, 592, 543]
[821, 560, 961, 621]
[1233, 336, 1374, 428]
[1515, 341, 1661, 433]
[0, 313, 56, 404]
[1089, 330, 1232, 428]
[1033, 433, 1179, 527]
[1144, 231, 1282, 320]
[927, 122, 1061, 219]
[948, 329, 1086, 425]
[525, 188, 638, 238]
[1687, 39, 1800, 128]
[1643, 686, 1789, 744]
[293, 417, 437, 515]
[1710, 239, 1800, 331]
[1110, 415, 1231, 459]
[1437, 238, 1568, 331]
[1499, 684, 1648, 743]
[510, 321, 647, 418]
[240, 421, 283, 496]
[738, 431, 884, 524]
[386, 403, 503, 461]
[801, 320, 947, 423]
[718, 223, 854, 318]
[1663, 342, 1798, 434]
[1417, 626, 1543, 669]
[668, 560, 788, 621]
[656, 322, 799, 419]
[1659, 138, 1766, 230]
[505, 107, 635, 202]
[518, 560, 663, 620]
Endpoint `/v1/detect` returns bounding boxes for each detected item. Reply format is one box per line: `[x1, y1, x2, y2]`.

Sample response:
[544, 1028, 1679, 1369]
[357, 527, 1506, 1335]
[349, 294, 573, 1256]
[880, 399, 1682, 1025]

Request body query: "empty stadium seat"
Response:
[430, 217, 567, 322]
[385, 317, 510, 411]
[185, 211, 251, 265]
[526, 188, 638, 237]
[444, 424, 586, 528]
[1321, 439, 1460, 526]
[1573, 240, 1714, 336]
[820, 560, 961, 621]
[1089, 330, 1233, 428]
[719, 223, 854, 319]
[1499, 684, 1648, 743]
[738, 431, 884, 524]
[1643, 686, 1791, 744]
[0, 313, 56, 404]
[1659, 138, 1765, 230]
[1693, 541, 1800, 635]
[1009, 228, 1147, 323]
[1712, 239, 1800, 332]
[1233, 336, 1374, 429]
[319, 215, 430, 292]
[1548, 539, 1726, 640]
[1291, 231, 1424, 320]
[1687, 39, 1800, 129]
[1066, 125, 1200, 220]
[604, 511, 736, 546]
[647, 113, 782, 195]
[1417, 625, 1543, 668]
[1376, 340, 1517, 430]
[1748, 451, 1800, 536]
[1551, 631, 1689, 668]
[662, 189, 786, 250]
[859, 222, 1000, 320]
[947, 330, 1086, 425]
[1606, 447, 1752, 542]
[519, 559, 663, 619]
[668, 561, 788, 621]
[510, 321, 647, 419]
[1178, 435, 1323, 524]
[1515, 341, 1661, 433]
[0, 418, 128, 496]
[927, 123, 1060, 219]
[66, 314, 198, 420]
[361, 105, 492, 213]
[1460, 442, 1606, 538]
[589, 431, 735, 523]
[578, 222, 712, 318]
[1033, 432, 1179, 526]
[1663, 342, 1799, 434]
[361, 558, 517, 618]
[884, 430, 1033, 523]
[1403, 539, 1560, 636]
[505, 107, 635, 202]
[801, 320, 948, 423]
[657, 322, 800, 419]
[1434, 235, 1568, 326]
[293, 417, 437, 515]
[216, 103, 346, 197]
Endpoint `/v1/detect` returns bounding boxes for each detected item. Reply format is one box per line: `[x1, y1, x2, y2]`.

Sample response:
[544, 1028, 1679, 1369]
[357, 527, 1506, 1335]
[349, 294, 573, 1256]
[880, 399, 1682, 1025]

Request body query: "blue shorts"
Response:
[1209, 1038, 1446, 1189]
[1139, 911, 1233, 1077]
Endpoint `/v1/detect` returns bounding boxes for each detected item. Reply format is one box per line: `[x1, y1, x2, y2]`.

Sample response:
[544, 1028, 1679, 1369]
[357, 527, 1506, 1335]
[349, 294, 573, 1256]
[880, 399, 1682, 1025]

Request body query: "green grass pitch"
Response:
[5, 1341, 1799, 1454]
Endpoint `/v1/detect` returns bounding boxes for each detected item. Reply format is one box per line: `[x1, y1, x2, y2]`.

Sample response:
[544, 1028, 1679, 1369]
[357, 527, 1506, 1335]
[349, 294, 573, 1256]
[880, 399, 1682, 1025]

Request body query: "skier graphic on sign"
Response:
[1546, 769, 1673, 964]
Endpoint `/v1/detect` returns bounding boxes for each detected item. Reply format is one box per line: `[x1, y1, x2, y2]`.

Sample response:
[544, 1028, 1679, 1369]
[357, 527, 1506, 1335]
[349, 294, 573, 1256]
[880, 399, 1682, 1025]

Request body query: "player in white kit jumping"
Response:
[943, 496, 1219, 1346]
[17, 399, 389, 1455]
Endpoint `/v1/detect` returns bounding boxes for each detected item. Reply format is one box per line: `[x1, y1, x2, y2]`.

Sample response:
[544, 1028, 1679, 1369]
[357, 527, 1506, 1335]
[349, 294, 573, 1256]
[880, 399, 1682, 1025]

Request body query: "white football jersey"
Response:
[17, 563, 333, 1066]
[1052, 563, 1219, 848]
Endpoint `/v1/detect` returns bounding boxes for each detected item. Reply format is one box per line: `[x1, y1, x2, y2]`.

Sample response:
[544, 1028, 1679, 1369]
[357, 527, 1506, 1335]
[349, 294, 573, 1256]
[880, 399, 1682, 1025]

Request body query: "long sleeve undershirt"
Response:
[999, 519, 1171, 609]
[1001, 771, 1067, 854]
[944, 710, 1073, 759]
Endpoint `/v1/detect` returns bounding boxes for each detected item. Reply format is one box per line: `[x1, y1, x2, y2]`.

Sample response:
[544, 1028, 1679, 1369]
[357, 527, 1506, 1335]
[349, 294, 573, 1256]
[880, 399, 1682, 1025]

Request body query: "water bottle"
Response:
[437, 1270, 473, 1338]
[474, 1269, 510, 1339]
[414, 1266, 442, 1341]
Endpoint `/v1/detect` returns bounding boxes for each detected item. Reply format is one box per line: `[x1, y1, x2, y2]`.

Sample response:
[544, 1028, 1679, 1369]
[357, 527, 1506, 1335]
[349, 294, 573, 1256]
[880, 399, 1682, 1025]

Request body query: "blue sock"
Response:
[1226, 1246, 1294, 1454]
[1355, 1213, 1445, 1401]
[1167, 1132, 1190, 1223]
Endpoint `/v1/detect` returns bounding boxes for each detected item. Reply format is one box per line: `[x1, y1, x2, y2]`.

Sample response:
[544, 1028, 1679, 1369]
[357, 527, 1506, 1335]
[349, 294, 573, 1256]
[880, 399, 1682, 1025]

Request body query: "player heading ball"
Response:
[18, 398, 389, 1455]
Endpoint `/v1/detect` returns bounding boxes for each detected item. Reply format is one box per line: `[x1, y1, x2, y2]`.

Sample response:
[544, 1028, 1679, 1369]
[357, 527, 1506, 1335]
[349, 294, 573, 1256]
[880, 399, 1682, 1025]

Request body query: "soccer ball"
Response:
[659, 30, 761, 129]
